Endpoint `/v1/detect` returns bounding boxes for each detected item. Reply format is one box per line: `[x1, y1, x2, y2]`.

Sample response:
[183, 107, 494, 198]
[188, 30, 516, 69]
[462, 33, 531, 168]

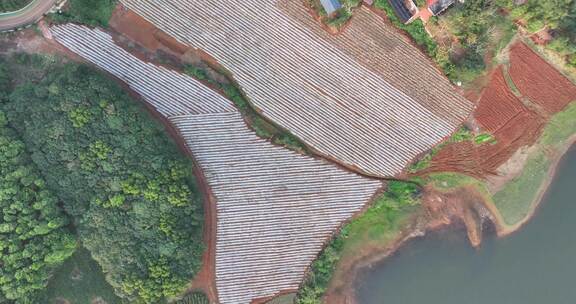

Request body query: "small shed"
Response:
[428, 0, 455, 16]
[320, 0, 342, 15]
[389, 0, 416, 23]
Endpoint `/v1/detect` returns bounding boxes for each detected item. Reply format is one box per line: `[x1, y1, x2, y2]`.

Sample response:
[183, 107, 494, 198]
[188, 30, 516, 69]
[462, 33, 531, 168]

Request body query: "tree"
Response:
[0, 110, 76, 302]
[4, 58, 204, 303]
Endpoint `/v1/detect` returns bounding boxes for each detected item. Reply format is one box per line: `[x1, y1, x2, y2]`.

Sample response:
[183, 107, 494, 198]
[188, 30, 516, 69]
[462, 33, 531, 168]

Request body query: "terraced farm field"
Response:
[423, 62, 549, 178]
[51, 24, 383, 304]
[509, 43, 576, 114]
[118, 0, 473, 178]
[474, 68, 528, 133]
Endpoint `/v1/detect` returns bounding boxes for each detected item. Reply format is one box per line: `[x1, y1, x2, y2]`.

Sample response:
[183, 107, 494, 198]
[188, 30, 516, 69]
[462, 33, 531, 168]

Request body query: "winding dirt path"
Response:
[0, 0, 56, 32]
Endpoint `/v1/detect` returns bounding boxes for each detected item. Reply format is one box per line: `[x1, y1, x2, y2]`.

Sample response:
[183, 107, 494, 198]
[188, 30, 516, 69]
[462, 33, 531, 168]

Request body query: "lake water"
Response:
[355, 145, 576, 304]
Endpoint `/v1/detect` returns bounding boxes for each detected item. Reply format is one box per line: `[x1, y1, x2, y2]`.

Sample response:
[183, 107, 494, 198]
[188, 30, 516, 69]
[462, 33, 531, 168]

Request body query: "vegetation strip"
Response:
[297, 181, 420, 303]
[49, 0, 117, 27]
[0, 0, 33, 14]
[0, 0, 56, 31]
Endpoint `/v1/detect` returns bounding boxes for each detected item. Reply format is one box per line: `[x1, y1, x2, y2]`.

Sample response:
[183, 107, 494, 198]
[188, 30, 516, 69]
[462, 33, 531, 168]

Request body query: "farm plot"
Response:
[424, 110, 544, 178]
[118, 0, 472, 178]
[509, 43, 576, 114]
[279, 2, 472, 125]
[51, 24, 383, 304]
[474, 68, 527, 133]
[423, 65, 546, 178]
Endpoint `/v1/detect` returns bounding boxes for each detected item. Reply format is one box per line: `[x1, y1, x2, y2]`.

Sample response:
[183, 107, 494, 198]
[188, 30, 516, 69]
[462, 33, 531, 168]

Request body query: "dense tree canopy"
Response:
[0, 0, 31, 12]
[498, 0, 576, 67]
[50, 0, 117, 27]
[497, 0, 574, 32]
[0, 59, 10, 103]
[0, 111, 76, 303]
[3, 56, 204, 303]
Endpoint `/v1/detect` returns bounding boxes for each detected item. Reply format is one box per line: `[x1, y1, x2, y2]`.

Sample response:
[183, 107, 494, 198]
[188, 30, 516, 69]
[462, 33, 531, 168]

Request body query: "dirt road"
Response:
[0, 0, 56, 32]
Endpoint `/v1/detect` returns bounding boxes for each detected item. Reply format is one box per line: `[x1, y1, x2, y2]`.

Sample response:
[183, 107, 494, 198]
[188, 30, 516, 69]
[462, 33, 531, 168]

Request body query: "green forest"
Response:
[0, 111, 76, 303]
[0, 54, 204, 303]
[50, 0, 117, 27]
[0, 0, 31, 13]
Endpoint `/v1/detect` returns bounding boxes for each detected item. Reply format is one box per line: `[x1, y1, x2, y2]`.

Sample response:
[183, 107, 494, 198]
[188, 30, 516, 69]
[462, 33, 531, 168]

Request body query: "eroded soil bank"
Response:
[354, 144, 576, 304]
[324, 183, 495, 304]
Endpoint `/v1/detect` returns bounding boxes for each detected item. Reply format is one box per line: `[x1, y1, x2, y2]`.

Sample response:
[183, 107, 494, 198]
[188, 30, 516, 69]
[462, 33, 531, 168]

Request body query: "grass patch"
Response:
[296, 181, 420, 303]
[42, 247, 122, 304]
[426, 172, 488, 193]
[474, 133, 497, 145]
[492, 151, 550, 225]
[539, 102, 576, 147]
[492, 101, 576, 225]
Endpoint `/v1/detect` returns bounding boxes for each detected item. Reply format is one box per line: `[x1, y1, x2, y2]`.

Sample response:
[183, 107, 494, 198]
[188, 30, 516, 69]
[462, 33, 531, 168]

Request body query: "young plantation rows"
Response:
[51, 24, 383, 304]
[119, 0, 471, 178]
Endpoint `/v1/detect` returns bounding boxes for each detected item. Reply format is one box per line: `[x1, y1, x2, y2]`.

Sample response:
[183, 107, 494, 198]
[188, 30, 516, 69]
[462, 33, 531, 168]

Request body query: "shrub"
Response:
[51, 0, 116, 27]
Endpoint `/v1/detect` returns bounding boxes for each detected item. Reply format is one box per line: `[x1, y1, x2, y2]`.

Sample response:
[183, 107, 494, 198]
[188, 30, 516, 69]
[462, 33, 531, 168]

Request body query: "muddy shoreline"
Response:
[328, 135, 576, 304]
[497, 135, 576, 236]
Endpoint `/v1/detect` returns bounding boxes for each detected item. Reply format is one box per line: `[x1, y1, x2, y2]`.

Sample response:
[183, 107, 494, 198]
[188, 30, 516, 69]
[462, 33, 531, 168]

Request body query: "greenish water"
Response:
[355, 145, 576, 304]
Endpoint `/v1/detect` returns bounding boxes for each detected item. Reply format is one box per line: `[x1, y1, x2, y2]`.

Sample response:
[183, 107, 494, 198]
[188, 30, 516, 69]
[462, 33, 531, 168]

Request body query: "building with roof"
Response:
[428, 0, 455, 16]
[389, 0, 418, 23]
[320, 0, 342, 15]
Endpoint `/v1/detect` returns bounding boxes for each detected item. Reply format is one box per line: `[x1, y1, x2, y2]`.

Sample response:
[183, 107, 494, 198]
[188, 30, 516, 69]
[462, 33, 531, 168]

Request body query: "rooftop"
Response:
[320, 0, 342, 15]
[389, 0, 415, 23]
[428, 0, 455, 15]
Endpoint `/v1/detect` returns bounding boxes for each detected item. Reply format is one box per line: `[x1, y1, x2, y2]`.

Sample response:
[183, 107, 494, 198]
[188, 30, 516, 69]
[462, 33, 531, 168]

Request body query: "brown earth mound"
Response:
[509, 43, 576, 114]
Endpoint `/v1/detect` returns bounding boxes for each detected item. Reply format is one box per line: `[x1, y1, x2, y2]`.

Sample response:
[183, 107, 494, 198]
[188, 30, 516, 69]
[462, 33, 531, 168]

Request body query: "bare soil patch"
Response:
[509, 43, 576, 114]
[475, 67, 527, 133]
[422, 62, 546, 179]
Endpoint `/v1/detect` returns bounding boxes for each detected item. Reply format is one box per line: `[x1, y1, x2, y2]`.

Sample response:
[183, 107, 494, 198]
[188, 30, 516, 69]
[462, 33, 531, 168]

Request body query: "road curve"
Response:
[0, 0, 57, 31]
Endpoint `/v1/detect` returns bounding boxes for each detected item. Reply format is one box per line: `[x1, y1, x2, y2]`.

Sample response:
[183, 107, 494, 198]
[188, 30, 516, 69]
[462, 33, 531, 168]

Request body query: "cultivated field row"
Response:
[119, 0, 472, 178]
[278, 2, 473, 124]
[51, 24, 383, 304]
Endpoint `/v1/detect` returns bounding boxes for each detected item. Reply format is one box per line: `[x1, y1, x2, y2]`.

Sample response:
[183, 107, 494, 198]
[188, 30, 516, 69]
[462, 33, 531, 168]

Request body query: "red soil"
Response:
[422, 141, 483, 178]
[509, 43, 576, 114]
[425, 106, 544, 179]
[478, 110, 544, 173]
[422, 62, 547, 178]
[109, 5, 188, 55]
[109, 6, 160, 51]
[475, 67, 527, 133]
